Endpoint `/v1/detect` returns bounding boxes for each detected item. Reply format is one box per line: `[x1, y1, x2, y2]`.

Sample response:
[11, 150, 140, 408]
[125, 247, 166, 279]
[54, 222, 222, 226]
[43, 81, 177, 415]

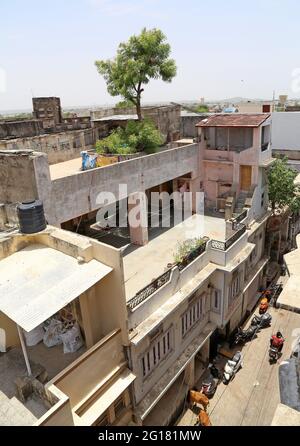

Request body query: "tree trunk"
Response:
[136, 96, 143, 121]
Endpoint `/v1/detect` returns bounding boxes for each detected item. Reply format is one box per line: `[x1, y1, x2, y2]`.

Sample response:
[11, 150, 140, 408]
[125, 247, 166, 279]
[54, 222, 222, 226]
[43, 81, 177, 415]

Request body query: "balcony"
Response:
[36, 329, 135, 426]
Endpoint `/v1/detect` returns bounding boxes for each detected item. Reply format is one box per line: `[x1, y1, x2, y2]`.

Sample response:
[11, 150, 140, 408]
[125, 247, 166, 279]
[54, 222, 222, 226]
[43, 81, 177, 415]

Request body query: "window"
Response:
[229, 273, 240, 306]
[212, 289, 221, 313]
[181, 294, 206, 337]
[141, 328, 172, 378]
[114, 394, 126, 418]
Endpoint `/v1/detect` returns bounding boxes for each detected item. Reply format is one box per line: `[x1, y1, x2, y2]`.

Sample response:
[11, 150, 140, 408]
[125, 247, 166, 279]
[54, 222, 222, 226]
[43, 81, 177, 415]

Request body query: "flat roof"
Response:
[0, 244, 112, 332]
[196, 113, 271, 127]
[277, 234, 300, 311]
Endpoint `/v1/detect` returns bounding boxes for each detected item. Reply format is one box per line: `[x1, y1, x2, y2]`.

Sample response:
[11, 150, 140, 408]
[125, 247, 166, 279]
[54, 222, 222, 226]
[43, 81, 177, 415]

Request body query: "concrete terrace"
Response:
[50, 157, 82, 179]
[123, 214, 226, 300]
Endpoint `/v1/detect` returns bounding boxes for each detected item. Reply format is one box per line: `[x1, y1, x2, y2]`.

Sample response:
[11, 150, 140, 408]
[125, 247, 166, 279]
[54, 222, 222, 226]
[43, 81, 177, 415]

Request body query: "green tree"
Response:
[95, 28, 177, 121]
[115, 99, 133, 109]
[193, 104, 209, 113]
[268, 157, 300, 212]
[95, 119, 163, 155]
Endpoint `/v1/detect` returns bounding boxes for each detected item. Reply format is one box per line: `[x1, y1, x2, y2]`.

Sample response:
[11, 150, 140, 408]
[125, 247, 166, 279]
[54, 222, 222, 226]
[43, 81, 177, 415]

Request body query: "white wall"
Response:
[272, 112, 300, 151]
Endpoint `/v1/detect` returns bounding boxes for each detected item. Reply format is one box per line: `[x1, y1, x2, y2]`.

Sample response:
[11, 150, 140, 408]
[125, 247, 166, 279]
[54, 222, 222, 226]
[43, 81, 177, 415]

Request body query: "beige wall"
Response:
[0, 312, 20, 349]
[51, 329, 124, 409]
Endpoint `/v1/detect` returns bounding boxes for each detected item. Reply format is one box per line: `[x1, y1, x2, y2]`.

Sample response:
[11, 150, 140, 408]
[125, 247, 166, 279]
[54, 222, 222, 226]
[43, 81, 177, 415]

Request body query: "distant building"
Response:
[32, 97, 62, 128]
[237, 101, 273, 113]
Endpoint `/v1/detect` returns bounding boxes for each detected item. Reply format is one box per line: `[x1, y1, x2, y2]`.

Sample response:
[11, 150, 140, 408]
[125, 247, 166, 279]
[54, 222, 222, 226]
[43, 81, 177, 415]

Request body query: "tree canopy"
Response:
[95, 28, 177, 120]
[95, 119, 163, 155]
[268, 156, 300, 212]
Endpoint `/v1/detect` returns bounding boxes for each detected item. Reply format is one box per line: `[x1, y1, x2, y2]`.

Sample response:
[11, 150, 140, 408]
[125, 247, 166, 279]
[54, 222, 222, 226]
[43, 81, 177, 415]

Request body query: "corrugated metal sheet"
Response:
[196, 113, 271, 127]
[0, 244, 112, 332]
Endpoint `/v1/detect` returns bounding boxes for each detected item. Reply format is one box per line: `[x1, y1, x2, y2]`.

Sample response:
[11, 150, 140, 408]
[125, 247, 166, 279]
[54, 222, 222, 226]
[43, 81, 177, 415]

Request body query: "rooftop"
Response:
[0, 243, 112, 332]
[196, 113, 271, 127]
[123, 213, 226, 300]
[277, 233, 300, 312]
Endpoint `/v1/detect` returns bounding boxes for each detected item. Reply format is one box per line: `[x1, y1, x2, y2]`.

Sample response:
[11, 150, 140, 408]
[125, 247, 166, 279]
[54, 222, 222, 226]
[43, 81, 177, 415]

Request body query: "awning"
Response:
[0, 244, 112, 332]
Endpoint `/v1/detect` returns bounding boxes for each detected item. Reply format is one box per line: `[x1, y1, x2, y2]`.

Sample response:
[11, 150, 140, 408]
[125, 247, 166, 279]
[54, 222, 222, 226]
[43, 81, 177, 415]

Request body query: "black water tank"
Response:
[17, 200, 46, 234]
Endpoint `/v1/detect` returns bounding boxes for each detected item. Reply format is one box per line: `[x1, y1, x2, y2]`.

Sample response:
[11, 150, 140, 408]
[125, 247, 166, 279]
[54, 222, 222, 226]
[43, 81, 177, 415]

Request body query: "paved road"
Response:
[178, 306, 300, 426]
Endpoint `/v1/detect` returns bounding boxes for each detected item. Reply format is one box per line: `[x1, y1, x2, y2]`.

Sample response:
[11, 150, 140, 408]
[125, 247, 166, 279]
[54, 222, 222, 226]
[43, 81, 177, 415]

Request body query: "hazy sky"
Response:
[1, 0, 300, 111]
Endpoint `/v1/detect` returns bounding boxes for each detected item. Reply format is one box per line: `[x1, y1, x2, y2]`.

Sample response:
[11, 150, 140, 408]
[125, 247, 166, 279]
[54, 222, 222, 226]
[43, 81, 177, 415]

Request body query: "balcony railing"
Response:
[211, 224, 247, 251]
[127, 240, 208, 311]
[127, 269, 172, 310]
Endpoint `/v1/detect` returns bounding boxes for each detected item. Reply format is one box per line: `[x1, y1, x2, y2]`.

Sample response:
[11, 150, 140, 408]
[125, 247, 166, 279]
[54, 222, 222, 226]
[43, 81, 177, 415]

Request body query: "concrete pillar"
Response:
[184, 358, 195, 388]
[189, 177, 202, 214]
[128, 192, 148, 246]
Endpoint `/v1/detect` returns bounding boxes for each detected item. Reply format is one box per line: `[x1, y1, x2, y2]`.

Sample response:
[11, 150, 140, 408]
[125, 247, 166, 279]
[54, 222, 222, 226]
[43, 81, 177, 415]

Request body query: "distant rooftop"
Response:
[92, 114, 138, 122]
[196, 113, 271, 128]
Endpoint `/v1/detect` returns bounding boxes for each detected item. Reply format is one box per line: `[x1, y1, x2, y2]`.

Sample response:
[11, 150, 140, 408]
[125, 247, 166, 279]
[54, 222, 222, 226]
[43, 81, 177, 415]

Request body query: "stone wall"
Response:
[0, 128, 95, 165]
[91, 104, 182, 142]
[181, 114, 204, 138]
[0, 119, 43, 139]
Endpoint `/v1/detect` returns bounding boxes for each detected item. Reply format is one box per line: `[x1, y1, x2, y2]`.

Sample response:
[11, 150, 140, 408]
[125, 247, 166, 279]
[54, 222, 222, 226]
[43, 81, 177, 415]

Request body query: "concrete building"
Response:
[237, 101, 273, 114]
[0, 226, 135, 426]
[0, 113, 275, 426]
[271, 112, 300, 171]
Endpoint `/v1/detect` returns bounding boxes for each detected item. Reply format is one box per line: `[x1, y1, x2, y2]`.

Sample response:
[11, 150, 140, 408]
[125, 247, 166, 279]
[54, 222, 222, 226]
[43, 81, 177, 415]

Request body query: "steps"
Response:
[0, 390, 39, 426]
[234, 192, 248, 216]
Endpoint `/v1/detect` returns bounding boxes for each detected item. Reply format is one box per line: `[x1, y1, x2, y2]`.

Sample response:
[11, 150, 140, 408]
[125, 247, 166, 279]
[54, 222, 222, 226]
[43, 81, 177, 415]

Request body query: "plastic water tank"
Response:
[17, 200, 46, 234]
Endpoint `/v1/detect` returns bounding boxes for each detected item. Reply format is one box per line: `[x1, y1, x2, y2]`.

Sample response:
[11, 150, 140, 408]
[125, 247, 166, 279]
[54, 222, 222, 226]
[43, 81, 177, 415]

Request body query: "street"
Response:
[178, 306, 300, 426]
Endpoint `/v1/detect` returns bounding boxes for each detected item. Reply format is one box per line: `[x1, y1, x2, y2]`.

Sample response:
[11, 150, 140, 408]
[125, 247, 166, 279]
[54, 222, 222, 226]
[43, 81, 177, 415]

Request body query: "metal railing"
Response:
[211, 224, 247, 251]
[127, 269, 172, 310]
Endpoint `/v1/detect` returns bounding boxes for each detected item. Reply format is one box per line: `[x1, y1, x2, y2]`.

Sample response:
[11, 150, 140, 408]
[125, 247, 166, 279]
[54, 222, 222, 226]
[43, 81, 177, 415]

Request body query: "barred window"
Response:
[181, 294, 206, 338]
[141, 328, 172, 378]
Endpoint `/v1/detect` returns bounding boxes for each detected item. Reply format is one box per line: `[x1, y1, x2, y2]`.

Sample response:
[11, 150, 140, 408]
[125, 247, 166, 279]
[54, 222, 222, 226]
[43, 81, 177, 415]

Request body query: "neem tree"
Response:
[95, 28, 177, 121]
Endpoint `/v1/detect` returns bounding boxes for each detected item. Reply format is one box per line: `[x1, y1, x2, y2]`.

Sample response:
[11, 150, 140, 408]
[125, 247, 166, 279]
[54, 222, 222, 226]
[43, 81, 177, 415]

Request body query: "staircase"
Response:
[233, 191, 248, 217]
[0, 390, 42, 426]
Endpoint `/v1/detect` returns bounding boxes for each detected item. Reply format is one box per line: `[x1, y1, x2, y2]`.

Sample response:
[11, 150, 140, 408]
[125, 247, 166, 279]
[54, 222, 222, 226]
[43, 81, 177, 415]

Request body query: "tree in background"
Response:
[268, 157, 300, 212]
[95, 28, 177, 121]
[115, 100, 133, 109]
[192, 104, 209, 113]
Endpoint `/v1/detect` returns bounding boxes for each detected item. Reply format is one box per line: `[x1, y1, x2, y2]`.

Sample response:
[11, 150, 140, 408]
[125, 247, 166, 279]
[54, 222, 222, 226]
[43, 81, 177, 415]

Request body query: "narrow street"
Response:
[178, 306, 300, 426]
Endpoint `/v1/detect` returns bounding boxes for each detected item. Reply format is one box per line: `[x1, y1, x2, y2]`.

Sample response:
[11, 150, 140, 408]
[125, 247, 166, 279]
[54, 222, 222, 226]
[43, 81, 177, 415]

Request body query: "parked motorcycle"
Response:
[269, 346, 280, 364]
[200, 377, 218, 398]
[201, 363, 221, 398]
[223, 351, 243, 384]
[259, 297, 269, 314]
[234, 325, 257, 345]
[251, 312, 272, 329]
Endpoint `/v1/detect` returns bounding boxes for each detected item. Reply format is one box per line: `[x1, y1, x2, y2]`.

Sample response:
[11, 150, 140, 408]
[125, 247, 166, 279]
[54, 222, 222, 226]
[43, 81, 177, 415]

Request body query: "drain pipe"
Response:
[17, 325, 32, 376]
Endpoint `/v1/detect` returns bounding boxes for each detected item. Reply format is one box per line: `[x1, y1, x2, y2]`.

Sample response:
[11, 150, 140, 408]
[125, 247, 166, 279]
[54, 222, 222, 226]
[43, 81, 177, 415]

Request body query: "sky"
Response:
[1, 0, 300, 111]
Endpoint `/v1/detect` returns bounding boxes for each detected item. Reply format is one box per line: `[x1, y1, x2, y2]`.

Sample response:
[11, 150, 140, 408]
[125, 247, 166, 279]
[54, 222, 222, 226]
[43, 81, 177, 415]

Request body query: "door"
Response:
[240, 165, 252, 191]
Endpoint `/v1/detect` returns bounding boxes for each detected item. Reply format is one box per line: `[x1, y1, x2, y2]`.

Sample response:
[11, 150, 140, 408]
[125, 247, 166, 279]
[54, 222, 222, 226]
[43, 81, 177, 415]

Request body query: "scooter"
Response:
[223, 351, 243, 384]
[234, 325, 257, 345]
[251, 312, 272, 329]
